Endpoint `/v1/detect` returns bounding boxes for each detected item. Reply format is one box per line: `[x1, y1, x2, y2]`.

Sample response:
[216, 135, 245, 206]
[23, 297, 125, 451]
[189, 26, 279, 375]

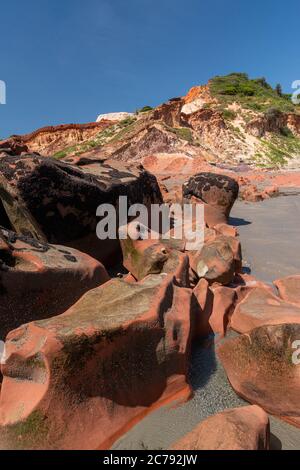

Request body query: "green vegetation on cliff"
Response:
[210, 73, 296, 113]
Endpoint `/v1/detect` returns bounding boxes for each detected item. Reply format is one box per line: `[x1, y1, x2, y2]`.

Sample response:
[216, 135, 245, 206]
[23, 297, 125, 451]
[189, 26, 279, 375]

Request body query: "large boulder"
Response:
[172, 405, 270, 450]
[274, 275, 300, 305]
[230, 286, 300, 333]
[190, 235, 239, 285]
[193, 280, 236, 338]
[217, 323, 300, 421]
[0, 273, 193, 450]
[0, 226, 109, 339]
[0, 154, 162, 266]
[119, 221, 190, 286]
[183, 173, 239, 227]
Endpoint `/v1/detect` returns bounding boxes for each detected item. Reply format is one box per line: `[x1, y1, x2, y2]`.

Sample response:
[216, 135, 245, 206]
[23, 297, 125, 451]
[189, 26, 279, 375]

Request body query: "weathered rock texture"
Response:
[183, 173, 239, 227]
[230, 287, 300, 333]
[274, 275, 300, 305]
[0, 226, 109, 339]
[0, 273, 193, 449]
[0, 122, 113, 157]
[190, 235, 241, 285]
[172, 405, 270, 450]
[0, 154, 162, 265]
[217, 323, 300, 421]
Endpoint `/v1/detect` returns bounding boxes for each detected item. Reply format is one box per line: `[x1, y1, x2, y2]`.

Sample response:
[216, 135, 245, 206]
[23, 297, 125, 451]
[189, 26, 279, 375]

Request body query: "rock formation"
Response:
[172, 405, 270, 450]
[0, 273, 193, 449]
[217, 324, 300, 423]
[0, 153, 162, 265]
[0, 226, 109, 339]
[183, 173, 239, 226]
[230, 286, 300, 333]
[1, 72, 300, 451]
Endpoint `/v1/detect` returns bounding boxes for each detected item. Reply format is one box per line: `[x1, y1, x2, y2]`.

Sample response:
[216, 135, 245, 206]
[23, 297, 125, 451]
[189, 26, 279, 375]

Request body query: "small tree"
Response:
[275, 83, 283, 96]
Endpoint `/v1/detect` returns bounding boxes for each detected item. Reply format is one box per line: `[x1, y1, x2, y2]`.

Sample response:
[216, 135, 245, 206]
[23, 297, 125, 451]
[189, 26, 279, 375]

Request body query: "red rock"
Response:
[0, 153, 162, 266]
[262, 185, 279, 199]
[0, 121, 114, 157]
[172, 405, 270, 450]
[193, 280, 236, 338]
[214, 223, 238, 238]
[0, 227, 109, 339]
[190, 236, 237, 286]
[121, 237, 170, 281]
[217, 324, 300, 419]
[123, 273, 137, 283]
[120, 221, 190, 286]
[230, 286, 300, 333]
[183, 173, 239, 227]
[0, 273, 193, 450]
[231, 273, 274, 306]
[209, 285, 236, 337]
[274, 275, 300, 305]
[240, 184, 263, 202]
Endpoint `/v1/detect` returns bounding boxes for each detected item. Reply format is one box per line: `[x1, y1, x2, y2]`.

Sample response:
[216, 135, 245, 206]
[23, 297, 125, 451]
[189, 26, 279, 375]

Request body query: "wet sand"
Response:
[113, 194, 300, 451]
[230, 194, 300, 284]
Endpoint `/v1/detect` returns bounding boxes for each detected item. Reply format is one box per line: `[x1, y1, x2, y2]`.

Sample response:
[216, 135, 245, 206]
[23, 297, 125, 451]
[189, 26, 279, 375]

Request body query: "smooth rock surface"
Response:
[0, 226, 109, 339]
[172, 405, 270, 450]
[0, 273, 193, 449]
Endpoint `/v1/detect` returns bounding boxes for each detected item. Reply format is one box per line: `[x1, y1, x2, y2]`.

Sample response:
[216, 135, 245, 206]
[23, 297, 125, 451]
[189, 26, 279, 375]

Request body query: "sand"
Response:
[112, 194, 300, 451]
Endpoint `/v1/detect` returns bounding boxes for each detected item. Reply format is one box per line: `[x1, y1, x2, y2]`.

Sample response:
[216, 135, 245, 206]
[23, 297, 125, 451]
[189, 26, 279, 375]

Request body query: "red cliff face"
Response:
[0, 121, 114, 156]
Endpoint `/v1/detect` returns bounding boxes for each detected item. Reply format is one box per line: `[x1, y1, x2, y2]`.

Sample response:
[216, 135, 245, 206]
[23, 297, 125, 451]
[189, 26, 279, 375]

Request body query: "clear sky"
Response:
[0, 0, 299, 138]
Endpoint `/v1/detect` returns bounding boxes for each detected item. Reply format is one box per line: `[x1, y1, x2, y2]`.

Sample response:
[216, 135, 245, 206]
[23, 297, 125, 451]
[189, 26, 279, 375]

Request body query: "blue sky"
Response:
[0, 0, 299, 138]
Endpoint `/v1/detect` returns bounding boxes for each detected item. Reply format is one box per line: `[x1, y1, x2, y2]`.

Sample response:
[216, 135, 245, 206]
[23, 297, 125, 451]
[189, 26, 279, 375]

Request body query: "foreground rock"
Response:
[0, 226, 109, 339]
[119, 221, 190, 286]
[230, 286, 300, 333]
[0, 273, 193, 449]
[183, 173, 239, 227]
[172, 405, 270, 450]
[274, 275, 300, 305]
[217, 324, 300, 421]
[190, 235, 241, 285]
[193, 280, 236, 338]
[0, 154, 162, 265]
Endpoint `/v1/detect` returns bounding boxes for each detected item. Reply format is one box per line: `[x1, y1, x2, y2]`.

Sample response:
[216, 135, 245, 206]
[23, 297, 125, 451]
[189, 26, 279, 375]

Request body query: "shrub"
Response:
[239, 84, 255, 96]
[264, 107, 282, 120]
[280, 126, 293, 137]
[222, 109, 236, 120]
[138, 106, 153, 113]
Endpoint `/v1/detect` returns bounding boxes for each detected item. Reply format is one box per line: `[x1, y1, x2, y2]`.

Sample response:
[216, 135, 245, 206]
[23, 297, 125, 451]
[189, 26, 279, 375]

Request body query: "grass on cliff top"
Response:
[53, 116, 137, 159]
[210, 73, 297, 113]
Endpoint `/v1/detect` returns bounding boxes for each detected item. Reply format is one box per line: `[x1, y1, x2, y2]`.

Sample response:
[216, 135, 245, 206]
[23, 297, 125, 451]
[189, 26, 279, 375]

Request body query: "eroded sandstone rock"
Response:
[0, 121, 113, 157]
[172, 405, 270, 450]
[230, 286, 300, 333]
[0, 154, 162, 265]
[192, 279, 236, 338]
[183, 173, 239, 227]
[217, 324, 300, 420]
[0, 273, 193, 449]
[119, 221, 190, 286]
[274, 275, 300, 305]
[0, 226, 109, 339]
[190, 235, 239, 285]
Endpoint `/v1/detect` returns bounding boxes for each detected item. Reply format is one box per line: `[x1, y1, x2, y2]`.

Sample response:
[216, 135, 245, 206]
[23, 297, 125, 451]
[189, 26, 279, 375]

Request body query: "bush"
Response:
[222, 109, 236, 120]
[239, 84, 255, 96]
[138, 106, 153, 113]
[264, 107, 282, 120]
[280, 126, 293, 137]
